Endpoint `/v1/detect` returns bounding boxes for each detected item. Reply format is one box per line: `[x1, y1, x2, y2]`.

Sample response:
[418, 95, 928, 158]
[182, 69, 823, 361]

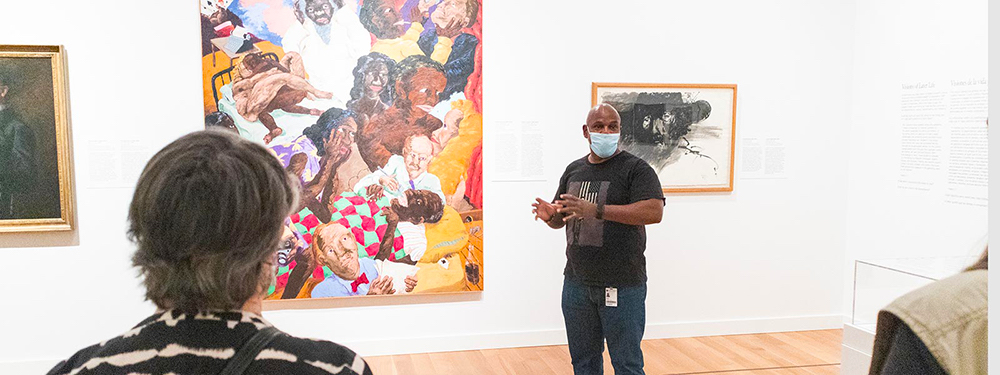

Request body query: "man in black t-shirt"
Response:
[533, 103, 664, 375]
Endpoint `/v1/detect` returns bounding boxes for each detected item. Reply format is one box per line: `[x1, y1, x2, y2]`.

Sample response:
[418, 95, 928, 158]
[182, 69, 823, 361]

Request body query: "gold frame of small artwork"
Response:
[592, 82, 737, 194]
[0, 45, 75, 232]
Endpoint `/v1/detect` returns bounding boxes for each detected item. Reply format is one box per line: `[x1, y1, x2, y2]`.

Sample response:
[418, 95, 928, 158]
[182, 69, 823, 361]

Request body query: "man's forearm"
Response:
[601, 199, 663, 226]
[303, 156, 338, 198]
[375, 215, 400, 261]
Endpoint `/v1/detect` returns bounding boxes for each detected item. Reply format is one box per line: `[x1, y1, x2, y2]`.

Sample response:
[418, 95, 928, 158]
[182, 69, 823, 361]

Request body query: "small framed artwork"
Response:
[0, 45, 75, 232]
[592, 82, 737, 193]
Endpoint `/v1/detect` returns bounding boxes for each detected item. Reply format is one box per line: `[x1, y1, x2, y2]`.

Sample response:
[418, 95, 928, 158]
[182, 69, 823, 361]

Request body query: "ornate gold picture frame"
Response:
[592, 82, 737, 193]
[0, 45, 75, 232]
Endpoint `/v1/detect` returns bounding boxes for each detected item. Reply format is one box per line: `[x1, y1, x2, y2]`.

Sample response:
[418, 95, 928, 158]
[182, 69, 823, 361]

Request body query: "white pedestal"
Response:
[840, 322, 875, 375]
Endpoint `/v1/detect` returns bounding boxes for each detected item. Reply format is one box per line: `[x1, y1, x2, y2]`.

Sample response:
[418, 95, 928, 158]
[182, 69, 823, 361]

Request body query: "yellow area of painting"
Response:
[422, 206, 469, 262]
[428, 100, 483, 196]
[200, 41, 286, 114]
[413, 253, 465, 293]
[413, 206, 470, 293]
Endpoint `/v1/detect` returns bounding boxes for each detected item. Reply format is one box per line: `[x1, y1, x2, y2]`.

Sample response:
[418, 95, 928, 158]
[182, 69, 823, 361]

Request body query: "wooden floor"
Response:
[366, 329, 842, 375]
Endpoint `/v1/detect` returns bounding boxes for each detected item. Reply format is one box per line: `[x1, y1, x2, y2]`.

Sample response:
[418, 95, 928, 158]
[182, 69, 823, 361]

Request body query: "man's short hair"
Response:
[396, 190, 444, 224]
[463, 0, 480, 27]
[128, 130, 299, 311]
[402, 134, 432, 156]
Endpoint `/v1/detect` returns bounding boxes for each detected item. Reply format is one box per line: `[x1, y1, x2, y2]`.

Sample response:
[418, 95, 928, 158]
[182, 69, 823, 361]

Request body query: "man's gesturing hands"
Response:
[533, 195, 598, 223]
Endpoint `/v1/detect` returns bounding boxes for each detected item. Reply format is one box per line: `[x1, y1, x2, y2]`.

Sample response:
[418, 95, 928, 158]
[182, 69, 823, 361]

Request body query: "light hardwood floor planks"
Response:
[363, 329, 843, 375]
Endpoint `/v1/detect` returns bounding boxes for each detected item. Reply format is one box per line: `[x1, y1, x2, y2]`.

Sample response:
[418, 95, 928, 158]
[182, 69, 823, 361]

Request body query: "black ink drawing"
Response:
[602, 91, 716, 172]
[593, 83, 737, 193]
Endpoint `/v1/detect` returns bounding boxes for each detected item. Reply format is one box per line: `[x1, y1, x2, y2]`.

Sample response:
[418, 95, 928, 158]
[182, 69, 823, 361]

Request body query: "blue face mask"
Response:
[589, 132, 620, 158]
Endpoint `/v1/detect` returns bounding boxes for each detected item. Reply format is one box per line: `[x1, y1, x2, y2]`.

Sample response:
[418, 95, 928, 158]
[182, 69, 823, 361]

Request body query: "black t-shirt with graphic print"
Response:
[554, 151, 665, 287]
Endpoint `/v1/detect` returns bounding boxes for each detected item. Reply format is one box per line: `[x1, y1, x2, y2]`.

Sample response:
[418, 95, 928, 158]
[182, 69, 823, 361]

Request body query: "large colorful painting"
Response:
[199, 0, 483, 301]
[593, 83, 736, 193]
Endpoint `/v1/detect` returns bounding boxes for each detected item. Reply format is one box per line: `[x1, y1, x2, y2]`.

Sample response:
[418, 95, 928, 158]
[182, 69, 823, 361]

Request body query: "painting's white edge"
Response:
[2, 314, 843, 374]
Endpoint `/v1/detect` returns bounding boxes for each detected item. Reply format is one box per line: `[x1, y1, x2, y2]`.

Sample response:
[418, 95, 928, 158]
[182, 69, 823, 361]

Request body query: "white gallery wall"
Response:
[844, 0, 988, 312]
[0, 0, 880, 372]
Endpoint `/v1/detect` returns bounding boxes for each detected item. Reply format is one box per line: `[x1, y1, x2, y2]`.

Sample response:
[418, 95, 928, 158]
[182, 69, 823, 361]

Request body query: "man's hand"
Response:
[366, 275, 396, 295]
[555, 194, 598, 222]
[365, 184, 385, 201]
[532, 198, 558, 222]
[404, 274, 418, 293]
[379, 176, 400, 192]
[437, 17, 464, 39]
[409, 0, 437, 21]
[380, 206, 399, 223]
[417, 0, 438, 14]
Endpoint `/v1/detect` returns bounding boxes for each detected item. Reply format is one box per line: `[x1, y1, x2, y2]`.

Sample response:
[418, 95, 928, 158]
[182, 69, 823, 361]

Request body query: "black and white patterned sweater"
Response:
[46, 310, 372, 375]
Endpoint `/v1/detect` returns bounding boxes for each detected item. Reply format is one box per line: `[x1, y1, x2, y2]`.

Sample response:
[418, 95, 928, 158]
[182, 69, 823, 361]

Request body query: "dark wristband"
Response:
[596, 203, 605, 220]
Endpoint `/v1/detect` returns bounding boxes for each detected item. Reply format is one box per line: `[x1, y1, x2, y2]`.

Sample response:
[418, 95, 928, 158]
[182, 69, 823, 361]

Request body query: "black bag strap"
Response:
[219, 326, 283, 375]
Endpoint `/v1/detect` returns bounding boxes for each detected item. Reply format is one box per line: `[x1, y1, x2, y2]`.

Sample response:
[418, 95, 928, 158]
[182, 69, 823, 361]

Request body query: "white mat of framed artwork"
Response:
[593, 83, 736, 193]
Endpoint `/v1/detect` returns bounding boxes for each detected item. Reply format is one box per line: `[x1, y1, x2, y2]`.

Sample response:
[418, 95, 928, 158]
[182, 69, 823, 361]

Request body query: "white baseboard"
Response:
[643, 314, 845, 340]
[1, 314, 844, 372]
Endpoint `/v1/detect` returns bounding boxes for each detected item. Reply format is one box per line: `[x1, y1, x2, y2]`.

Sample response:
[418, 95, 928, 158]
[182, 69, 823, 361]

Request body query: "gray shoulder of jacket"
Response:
[881, 270, 987, 375]
[883, 270, 987, 323]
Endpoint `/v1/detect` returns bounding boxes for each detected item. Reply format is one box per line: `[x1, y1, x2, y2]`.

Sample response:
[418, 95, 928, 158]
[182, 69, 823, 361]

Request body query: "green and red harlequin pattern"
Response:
[286, 193, 405, 282]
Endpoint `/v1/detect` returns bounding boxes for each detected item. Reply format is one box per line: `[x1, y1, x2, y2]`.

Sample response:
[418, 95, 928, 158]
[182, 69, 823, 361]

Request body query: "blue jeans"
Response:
[562, 276, 647, 375]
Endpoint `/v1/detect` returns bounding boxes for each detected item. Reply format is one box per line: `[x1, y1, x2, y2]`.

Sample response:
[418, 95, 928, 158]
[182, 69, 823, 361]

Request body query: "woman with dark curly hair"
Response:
[268, 107, 355, 192]
[346, 52, 396, 128]
[297, 107, 366, 219]
[356, 54, 445, 170]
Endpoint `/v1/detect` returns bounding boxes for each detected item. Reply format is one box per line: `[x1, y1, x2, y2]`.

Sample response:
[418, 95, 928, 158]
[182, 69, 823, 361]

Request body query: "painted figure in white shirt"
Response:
[282, 0, 371, 108]
[355, 134, 446, 204]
